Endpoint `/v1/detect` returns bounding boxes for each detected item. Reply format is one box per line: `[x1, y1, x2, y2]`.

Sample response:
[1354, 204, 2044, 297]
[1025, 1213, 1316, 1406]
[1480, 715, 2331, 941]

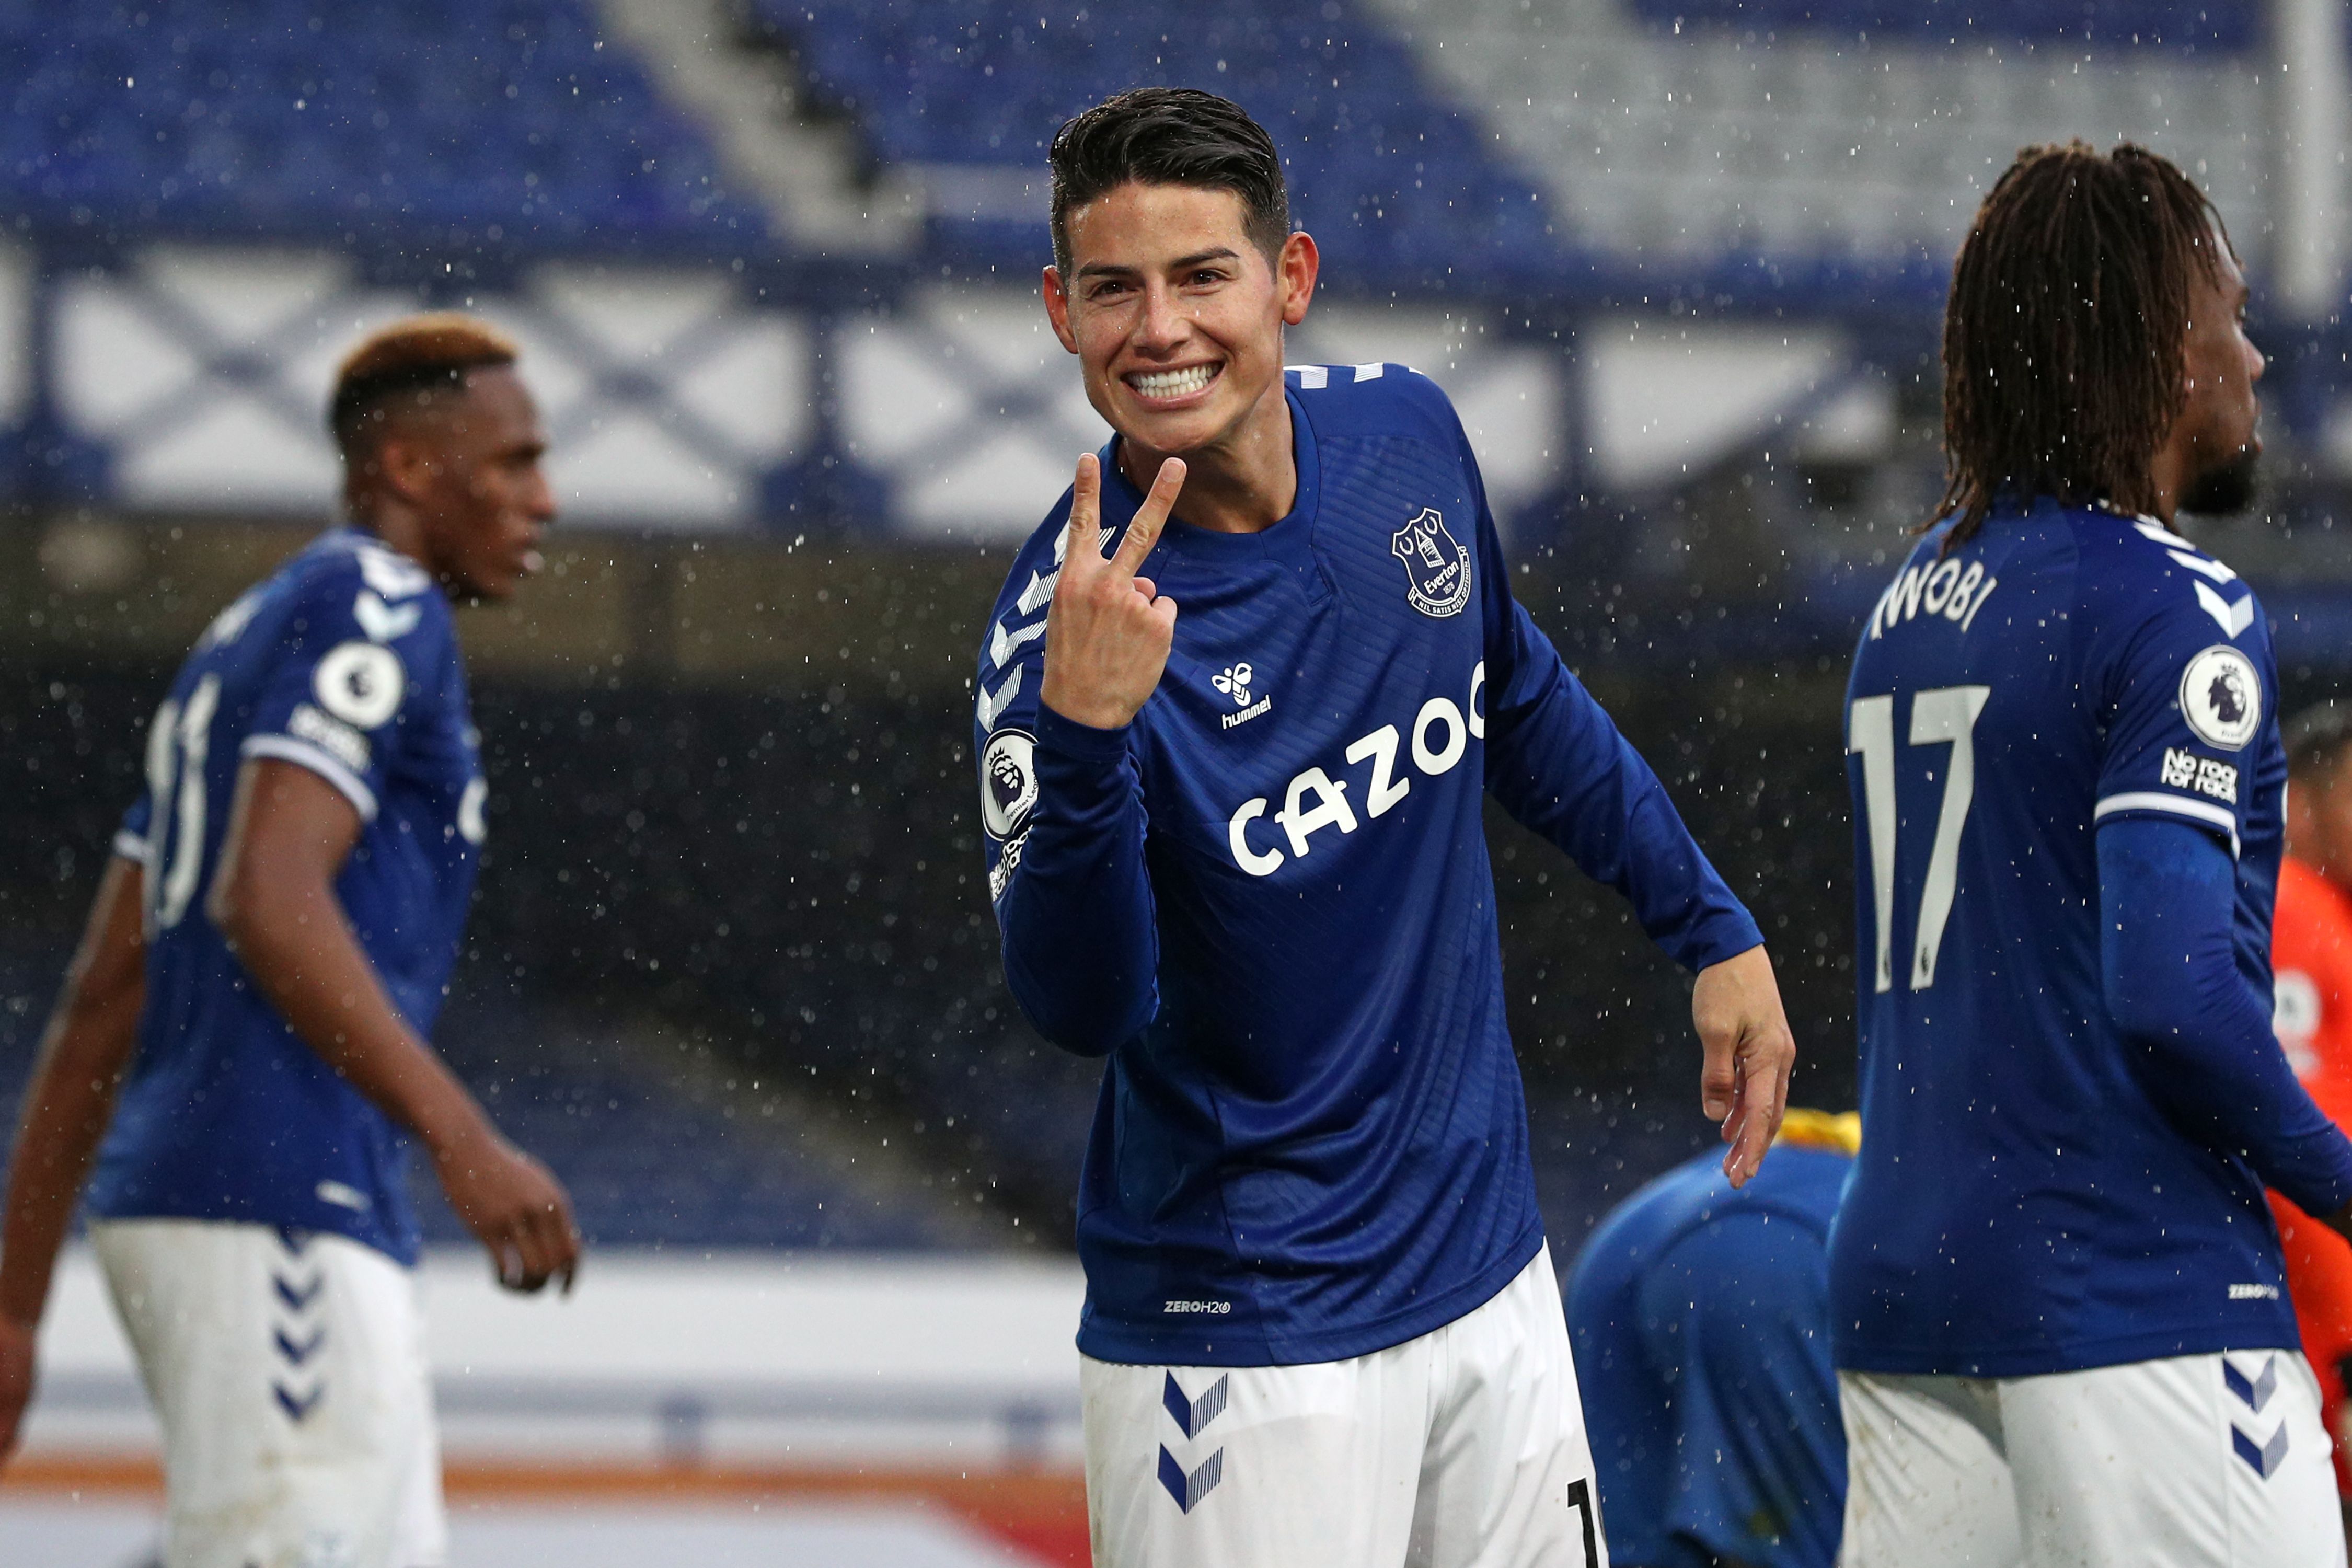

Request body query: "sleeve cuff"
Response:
[1674, 908, 1767, 974]
[2275, 1132, 2352, 1224]
[112, 829, 150, 864]
[242, 734, 379, 822]
[1034, 701, 1134, 763]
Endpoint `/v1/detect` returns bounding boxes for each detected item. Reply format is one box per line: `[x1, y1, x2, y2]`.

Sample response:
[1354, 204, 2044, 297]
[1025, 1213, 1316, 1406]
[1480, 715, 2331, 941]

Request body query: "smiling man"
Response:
[974, 88, 1797, 1568]
[0, 314, 578, 1568]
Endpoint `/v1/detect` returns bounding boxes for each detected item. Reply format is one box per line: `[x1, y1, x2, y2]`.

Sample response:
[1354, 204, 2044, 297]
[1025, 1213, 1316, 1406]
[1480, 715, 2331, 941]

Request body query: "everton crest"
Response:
[1390, 507, 1473, 619]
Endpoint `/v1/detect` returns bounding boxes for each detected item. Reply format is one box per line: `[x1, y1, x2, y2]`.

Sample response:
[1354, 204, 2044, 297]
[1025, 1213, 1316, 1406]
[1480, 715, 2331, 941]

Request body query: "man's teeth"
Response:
[1129, 365, 1216, 399]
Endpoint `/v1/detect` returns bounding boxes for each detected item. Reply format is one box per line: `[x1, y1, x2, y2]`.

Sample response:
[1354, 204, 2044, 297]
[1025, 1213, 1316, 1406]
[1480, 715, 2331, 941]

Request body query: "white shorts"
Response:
[93, 1218, 446, 1568]
[1081, 1248, 1605, 1568]
[1840, 1352, 2347, 1568]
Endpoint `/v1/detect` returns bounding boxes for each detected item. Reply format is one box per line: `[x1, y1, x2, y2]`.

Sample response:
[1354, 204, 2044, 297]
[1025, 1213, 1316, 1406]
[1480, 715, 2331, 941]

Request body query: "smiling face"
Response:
[2167, 239, 2266, 516]
[1043, 181, 1316, 469]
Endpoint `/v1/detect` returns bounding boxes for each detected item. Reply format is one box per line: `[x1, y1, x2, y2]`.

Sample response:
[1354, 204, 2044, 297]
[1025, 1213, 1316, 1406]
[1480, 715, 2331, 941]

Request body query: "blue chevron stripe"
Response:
[1160, 1372, 1229, 1440]
[273, 1380, 324, 1424]
[1157, 1444, 1225, 1513]
[273, 1271, 324, 1313]
[2233, 1421, 2290, 1479]
[273, 1325, 327, 1367]
[2224, 1354, 2278, 1414]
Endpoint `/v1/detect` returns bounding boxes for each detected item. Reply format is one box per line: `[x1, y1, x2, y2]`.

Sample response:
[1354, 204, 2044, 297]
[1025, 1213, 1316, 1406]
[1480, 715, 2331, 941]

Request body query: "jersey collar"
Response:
[1097, 387, 1325, 593]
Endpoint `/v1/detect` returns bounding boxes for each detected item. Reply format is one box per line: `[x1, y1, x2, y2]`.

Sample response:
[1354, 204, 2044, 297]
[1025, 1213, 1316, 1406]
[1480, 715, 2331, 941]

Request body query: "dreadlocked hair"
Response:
[1934, 141, 2232, 550]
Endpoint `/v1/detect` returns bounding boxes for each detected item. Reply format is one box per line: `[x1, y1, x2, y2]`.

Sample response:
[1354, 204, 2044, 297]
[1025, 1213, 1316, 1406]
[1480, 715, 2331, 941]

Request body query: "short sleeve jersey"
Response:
[1832, 498, 2295, 1376]
[88, 528, 486, 1264]
[1567, 1142, 1852, 1568]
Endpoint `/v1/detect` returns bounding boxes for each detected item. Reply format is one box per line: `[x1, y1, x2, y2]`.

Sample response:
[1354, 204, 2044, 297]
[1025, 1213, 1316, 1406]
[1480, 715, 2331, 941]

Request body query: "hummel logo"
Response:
[1213, 663, 1272, 731]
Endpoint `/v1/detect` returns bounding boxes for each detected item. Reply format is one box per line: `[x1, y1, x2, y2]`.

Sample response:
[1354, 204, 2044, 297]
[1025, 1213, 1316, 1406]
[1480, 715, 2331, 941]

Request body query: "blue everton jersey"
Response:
[89, 528, 486, 1265]
[1832, 499, 2303, 1376]
[1568, 1142, 1851, 1568]
[978, 366, 1762, 1366]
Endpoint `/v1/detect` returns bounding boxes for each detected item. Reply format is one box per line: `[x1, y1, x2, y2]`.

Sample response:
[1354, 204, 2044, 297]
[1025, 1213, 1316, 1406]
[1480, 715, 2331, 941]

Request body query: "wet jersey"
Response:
[977, 366, 1762, 1366]
[2270, 855, 2352, 1491]
[1569, 1132, 1853, 1568]
[1832, 498, 2352, 1377]
[89, 528, 485, 1265]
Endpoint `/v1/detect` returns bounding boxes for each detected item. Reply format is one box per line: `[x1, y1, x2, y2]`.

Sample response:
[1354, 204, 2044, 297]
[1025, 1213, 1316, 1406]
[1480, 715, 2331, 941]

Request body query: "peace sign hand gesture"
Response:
[1040, 453, 1187, 731]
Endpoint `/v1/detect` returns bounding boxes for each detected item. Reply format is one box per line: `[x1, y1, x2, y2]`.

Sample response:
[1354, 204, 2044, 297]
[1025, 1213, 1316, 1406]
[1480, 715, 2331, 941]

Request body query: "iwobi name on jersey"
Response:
[89, 529, 486, 1265]
[1834, 498, 2352, 1377]
[977, 365, 1763, 1367]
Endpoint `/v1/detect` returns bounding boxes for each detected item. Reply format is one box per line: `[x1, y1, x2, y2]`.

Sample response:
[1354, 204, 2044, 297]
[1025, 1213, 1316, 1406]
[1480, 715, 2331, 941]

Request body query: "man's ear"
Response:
[1277, 232, 1320, 328]
[1043, 266, 1080, 355]
[371, 432, 441, 507]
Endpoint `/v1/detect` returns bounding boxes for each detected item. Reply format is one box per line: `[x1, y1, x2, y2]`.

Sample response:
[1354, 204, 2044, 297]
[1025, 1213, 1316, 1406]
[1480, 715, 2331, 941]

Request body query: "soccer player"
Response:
[0, 315, 580, 1568]
[1833, 142, 2352, 1564]
[1566, 1109, 1855, 1568]
[2269, 702, 2352, 1516]
[976, 87, 1797, 1567]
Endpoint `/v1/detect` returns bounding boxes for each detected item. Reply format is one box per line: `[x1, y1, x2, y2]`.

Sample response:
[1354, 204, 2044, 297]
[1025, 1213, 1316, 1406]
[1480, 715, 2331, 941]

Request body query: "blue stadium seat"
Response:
[757, 0, 1564, 289]
[1620, 0, 2258, 50]
[2, 0, 763, 253]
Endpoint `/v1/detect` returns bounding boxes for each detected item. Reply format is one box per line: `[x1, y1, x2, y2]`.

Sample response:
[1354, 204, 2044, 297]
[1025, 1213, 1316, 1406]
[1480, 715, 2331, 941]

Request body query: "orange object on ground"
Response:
[2269, 855, 2352, 1494]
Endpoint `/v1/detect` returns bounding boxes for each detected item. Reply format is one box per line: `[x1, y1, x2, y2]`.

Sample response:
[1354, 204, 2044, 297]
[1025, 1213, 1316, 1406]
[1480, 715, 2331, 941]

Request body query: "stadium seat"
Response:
[754, 0, 1564, 289]
[0, 0, 762, 253]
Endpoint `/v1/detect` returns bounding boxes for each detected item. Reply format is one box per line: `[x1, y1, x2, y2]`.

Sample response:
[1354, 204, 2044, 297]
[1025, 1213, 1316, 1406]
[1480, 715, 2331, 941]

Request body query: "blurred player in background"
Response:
[2269, 701, 2352, 1525]
[1834, 142, 2352, 1564]
[977, 87, 1797, 1568]
[0, 314, 580, 1568]
[1566, 1109, 1854, 1568]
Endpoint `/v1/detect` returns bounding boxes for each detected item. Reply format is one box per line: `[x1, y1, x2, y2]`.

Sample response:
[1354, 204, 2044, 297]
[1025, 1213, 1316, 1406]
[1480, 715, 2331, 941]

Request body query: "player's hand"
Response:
[1039, 452, 1185, 730]
[1692, 946, 1797, 1187]
[433, 1132, 582, 1295]
[0, 1312, 35, 1467]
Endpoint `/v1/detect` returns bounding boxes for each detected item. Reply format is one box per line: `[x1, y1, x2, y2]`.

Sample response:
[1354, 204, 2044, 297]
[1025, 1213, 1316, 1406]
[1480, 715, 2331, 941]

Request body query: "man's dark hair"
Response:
[2286, 702, 2352, 783]
[1935, 141, 2234, 548]
[330, 312, 520, 463]
[1048, 88, 1289, 279]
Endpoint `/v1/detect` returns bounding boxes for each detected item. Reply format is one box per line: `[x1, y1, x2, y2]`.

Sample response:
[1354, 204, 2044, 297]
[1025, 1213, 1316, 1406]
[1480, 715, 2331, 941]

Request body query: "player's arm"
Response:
[994, 453, 1185, 1055]
[1459, 434, 1792, 1180]
[2102, 816, 2352, 1229]
[0, 853, 147, 1464]
[207, 757, 580, 1292]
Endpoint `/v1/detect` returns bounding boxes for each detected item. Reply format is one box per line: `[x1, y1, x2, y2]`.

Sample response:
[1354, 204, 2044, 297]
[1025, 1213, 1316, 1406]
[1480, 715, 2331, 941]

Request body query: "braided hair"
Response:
[1935, 142, 2233, 548]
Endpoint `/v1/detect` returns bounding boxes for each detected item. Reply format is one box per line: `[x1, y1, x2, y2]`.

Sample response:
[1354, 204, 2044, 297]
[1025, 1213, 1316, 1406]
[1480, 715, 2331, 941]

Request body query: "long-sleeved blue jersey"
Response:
[976, 365, 1763, 1366]
[1832, 499, 2352, 1378]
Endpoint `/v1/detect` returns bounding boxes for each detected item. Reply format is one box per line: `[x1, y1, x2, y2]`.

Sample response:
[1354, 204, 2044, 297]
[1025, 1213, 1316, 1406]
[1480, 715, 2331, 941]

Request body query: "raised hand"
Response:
[1691, 945, 1798, 1186]
[1040, 453, 1186, 730]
